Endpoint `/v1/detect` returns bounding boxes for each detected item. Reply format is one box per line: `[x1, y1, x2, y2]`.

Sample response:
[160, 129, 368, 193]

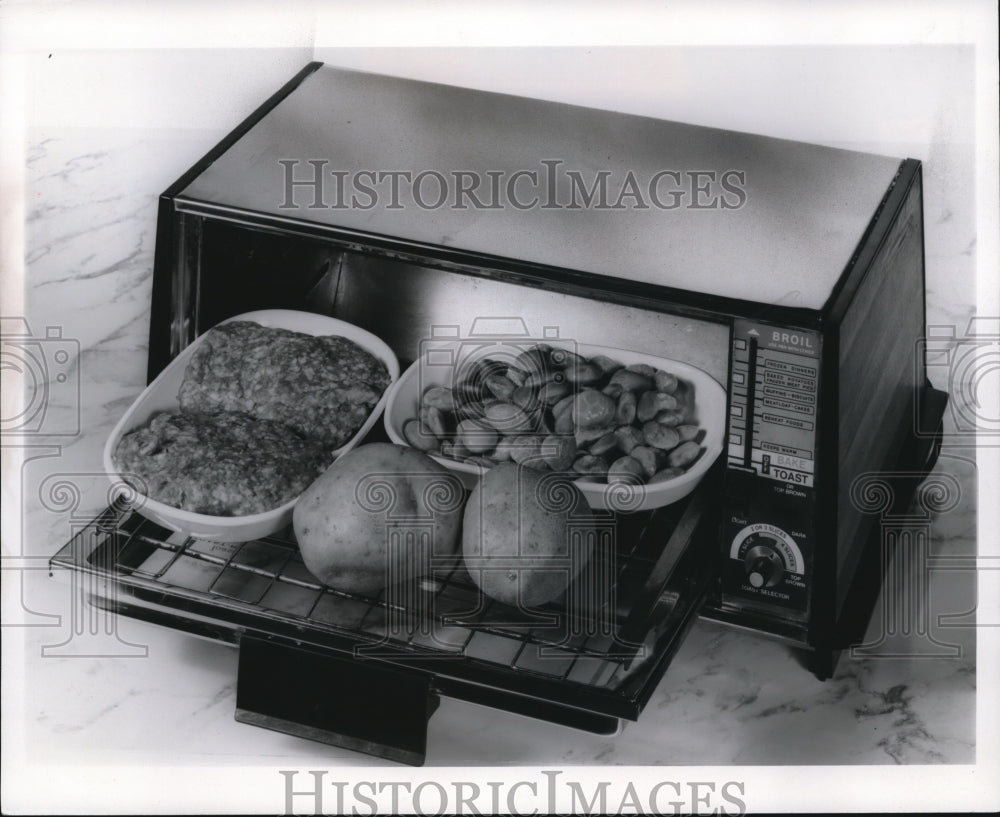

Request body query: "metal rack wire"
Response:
[50, 486, 715, 724]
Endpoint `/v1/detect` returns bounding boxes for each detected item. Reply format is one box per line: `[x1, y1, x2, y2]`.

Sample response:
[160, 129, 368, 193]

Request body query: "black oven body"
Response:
[52, 63, 947, 763]
[149, 63, 946, 678]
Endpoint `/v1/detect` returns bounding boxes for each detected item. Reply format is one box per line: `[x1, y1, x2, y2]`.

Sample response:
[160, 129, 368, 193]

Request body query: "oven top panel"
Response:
[179, 64, 903, 311]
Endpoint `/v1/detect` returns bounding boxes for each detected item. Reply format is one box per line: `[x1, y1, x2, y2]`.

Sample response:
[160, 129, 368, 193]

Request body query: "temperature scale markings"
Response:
[743, 334, 759, 469]
[728, 324, 821, 487]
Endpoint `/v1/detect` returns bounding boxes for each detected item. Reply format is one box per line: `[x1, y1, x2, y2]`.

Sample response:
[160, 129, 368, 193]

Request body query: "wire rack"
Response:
[50, 486, 715, 723]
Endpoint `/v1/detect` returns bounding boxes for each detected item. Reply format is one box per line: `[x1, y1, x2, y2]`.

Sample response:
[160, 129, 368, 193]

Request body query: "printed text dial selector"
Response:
[729, 522, 804, 590]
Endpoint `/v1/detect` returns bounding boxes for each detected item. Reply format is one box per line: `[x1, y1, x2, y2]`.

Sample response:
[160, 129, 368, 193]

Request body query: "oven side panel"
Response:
[834, 168, 926, 617]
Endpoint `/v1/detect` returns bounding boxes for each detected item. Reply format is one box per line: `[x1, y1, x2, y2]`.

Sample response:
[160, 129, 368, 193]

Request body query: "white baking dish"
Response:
[384, 340, 725, 511]
[104, 309, 399, 541]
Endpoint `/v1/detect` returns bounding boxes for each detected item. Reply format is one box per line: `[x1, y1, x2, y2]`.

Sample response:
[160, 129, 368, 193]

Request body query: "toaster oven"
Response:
[51, 62, 947, 764]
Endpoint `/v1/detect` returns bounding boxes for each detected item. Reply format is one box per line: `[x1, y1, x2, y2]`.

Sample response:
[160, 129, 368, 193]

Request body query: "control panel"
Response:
[721, 319, 821, 624]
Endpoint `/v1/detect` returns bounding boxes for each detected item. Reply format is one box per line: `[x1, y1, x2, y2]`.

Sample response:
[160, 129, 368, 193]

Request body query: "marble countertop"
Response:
[5, 113, 985, 810]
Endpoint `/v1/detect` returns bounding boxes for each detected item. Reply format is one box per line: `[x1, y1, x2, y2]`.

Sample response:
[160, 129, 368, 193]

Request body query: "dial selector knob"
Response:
[744, 542, 784, 588]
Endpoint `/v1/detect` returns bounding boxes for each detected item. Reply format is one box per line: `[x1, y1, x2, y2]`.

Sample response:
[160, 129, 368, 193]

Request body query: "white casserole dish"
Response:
[104, 309, 399, 541]
[384, 340, 725, 511]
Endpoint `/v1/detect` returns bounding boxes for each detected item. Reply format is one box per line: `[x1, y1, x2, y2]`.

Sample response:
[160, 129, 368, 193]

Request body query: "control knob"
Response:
[744, 542, 784, 588]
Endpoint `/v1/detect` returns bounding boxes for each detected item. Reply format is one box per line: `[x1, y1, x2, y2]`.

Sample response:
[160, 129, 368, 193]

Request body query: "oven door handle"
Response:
[235, 634, 439, 765]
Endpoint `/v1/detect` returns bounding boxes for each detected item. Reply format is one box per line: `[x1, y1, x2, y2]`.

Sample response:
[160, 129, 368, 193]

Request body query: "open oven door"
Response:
[50, 458, 722, 765]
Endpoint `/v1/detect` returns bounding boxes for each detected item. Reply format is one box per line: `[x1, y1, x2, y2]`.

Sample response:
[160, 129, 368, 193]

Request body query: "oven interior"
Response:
[51, 211, 743, 763]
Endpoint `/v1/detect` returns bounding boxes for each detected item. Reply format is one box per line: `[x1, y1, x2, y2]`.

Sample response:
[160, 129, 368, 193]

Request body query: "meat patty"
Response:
[114, 411, 331, 516]
[178, 321, 390, 450]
